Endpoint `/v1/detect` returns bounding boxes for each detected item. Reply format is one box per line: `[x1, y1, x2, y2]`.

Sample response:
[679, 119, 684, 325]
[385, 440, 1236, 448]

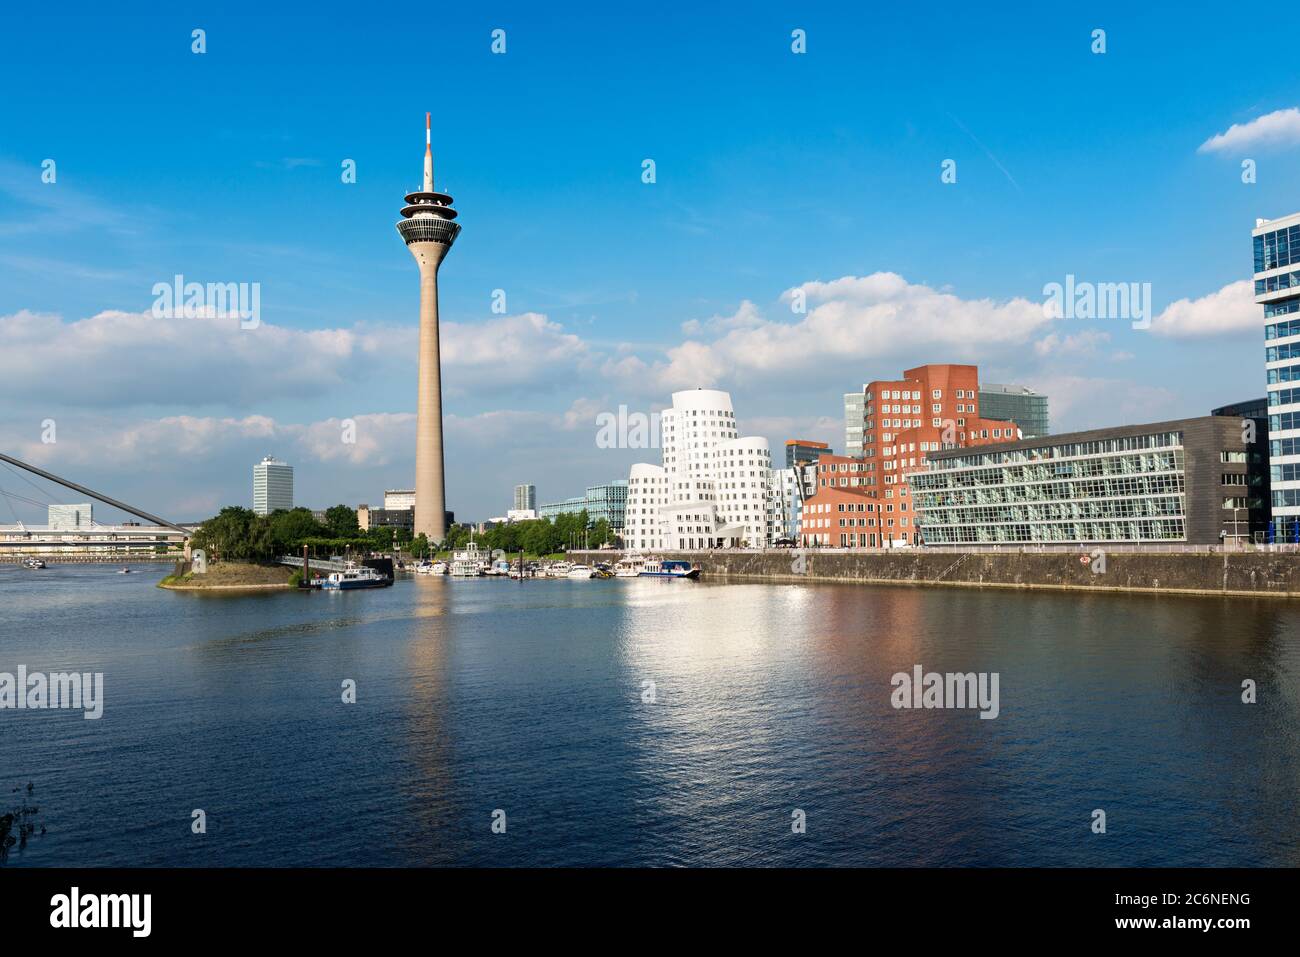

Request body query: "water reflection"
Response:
[2, 566, 1298, 866]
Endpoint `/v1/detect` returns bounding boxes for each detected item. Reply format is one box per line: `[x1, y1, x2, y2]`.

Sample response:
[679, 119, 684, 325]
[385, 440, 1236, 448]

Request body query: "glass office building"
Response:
[252, 456, 293, 516]
[1256, 212, 1300, 537]
[843, 392, 865, 457]
[785, 439, 830, 468]
[537, 480, 628, 530]
[978, 384, 1049, 437]
[912, 417, 1263, 545]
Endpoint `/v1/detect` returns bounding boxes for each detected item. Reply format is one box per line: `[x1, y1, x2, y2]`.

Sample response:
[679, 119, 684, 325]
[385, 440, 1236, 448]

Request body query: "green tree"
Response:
[267, 508, 327, 553]
[190, 506, 257, 561]
[323, 504, 359, 537]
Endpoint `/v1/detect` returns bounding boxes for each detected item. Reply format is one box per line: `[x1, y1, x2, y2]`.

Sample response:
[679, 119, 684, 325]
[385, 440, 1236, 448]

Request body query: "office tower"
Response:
[979, 383, 1050, 437]
[253, 456, 293, 515]
[1256, 212, 1300, 536]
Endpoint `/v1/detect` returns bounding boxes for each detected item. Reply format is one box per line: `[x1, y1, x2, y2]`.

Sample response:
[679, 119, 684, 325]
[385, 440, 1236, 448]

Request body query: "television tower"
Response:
[397, 113, 460, 542]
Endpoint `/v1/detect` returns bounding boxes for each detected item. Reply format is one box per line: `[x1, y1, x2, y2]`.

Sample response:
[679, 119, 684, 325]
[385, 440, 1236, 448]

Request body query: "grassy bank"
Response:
[159, 562, 297, 590]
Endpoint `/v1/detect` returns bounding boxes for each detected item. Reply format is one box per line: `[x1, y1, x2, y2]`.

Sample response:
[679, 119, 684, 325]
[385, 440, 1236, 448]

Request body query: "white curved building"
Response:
[624, 389, 772, 550]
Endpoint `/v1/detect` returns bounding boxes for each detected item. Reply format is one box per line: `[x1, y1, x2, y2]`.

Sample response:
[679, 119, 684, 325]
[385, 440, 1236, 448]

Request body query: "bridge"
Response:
[0, 451, 192, 543]
[278, 555, 354, 573]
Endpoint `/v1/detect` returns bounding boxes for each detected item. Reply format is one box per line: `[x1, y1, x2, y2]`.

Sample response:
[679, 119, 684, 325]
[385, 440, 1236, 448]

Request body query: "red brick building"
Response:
[800, 364, 1021, 547]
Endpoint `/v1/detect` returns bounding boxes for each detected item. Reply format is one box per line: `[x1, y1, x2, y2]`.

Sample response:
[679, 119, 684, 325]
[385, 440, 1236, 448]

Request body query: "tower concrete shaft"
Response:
[397, 113, 460, 542]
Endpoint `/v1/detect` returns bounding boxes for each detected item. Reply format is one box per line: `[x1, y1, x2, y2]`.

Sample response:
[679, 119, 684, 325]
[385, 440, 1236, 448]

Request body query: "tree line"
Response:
[188, 505, 615, 562]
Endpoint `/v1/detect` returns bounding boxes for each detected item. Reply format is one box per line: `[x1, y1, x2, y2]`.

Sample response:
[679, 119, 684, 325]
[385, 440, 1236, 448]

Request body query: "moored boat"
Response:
[450, 542, 486, 577]
[565, 563, 595, 579]
[638, 559, 700, 580]
[319, 561, 392, 590]
[613, 557, 643, 578]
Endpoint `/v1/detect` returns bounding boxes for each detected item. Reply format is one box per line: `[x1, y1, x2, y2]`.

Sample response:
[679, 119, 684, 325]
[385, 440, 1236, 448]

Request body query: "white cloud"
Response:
[1033, 329, 1111, 358]
[1035, 375, 1181, 433]
[441, 312, 591, 391]
[681, 300, 764, 336]
[632, 272, 1052, 393]
[1148, 280, 1256, 338]
[0, 308, 592, 408]
[1198, 108, 1300, 154]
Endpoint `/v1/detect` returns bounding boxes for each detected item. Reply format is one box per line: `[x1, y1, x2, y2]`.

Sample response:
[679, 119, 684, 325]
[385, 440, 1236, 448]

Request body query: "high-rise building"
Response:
[843, 392, 866, 457]
[48, 503, 92, 530]
[785, 439, 831, 468]
[397, 113, 460, 542]
[384, 489, 416, 510]
[1256, 212, 1300, 536]
[253, 456, 293, 515]
[625, 389, 772, 550]
[809, 365, 1020, 546]
[514, 484, 536, 512]
[979, 383, 1050, 437]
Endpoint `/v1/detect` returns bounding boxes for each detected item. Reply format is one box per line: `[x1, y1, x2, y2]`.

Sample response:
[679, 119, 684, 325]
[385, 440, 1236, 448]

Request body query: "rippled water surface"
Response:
[2, 563, 1298, 866]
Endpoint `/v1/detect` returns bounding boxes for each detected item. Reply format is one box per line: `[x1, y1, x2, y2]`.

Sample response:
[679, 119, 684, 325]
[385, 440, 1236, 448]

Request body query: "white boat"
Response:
[415, 560, 447, 576]
[566, 564, 594, 579]
[546, 561, 572, 578]
[450, 542, 486, 577]
[22, 557, 47, 569]
[486, 559, 512, 576]
[319, 561, 392, 590]
[639, 559, 701, 580]
[613, 557, 643, 578]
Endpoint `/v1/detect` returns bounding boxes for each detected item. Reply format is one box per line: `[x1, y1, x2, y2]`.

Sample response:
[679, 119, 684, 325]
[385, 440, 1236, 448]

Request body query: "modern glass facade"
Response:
[537, 480, 628, 530]
[843, 392, 865, 457]
[1257, 213, 1300, 535]
[48, 503, 93, 530]
[786, 439, 830, 468]
[513, 484, 536, 512]
[913, 432, 1186, 544]
[978, 384, 1050, 437]
[912, 417, 1262, 545]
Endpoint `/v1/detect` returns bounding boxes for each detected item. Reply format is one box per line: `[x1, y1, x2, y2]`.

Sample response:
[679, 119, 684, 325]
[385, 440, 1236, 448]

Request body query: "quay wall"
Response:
[570, 549, 1300, 598]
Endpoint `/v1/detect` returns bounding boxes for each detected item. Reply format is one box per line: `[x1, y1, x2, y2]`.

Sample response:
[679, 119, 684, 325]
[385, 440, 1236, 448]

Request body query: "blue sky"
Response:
[2, 2, 1300, 522]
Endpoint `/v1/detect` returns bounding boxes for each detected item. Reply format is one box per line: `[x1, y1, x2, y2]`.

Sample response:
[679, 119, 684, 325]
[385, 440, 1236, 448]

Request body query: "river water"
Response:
[1, 563, 1297, 867]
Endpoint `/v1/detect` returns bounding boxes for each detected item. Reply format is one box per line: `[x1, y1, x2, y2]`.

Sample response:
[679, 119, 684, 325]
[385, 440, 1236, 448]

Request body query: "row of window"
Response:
[1268, 363, 1300, 385]
[915, 473, 1187, 509]
[913, 451, 1182, 491]
[1254, 224, 1300, 272]
[1255, 269, 1300, 295]
[1267, 342, 1300, 362]
[920, 518, 1186, 544]
[919, 496, 1185, 525]
[921, 432, 1182, 472]
[1269, 387, 1300, 407]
